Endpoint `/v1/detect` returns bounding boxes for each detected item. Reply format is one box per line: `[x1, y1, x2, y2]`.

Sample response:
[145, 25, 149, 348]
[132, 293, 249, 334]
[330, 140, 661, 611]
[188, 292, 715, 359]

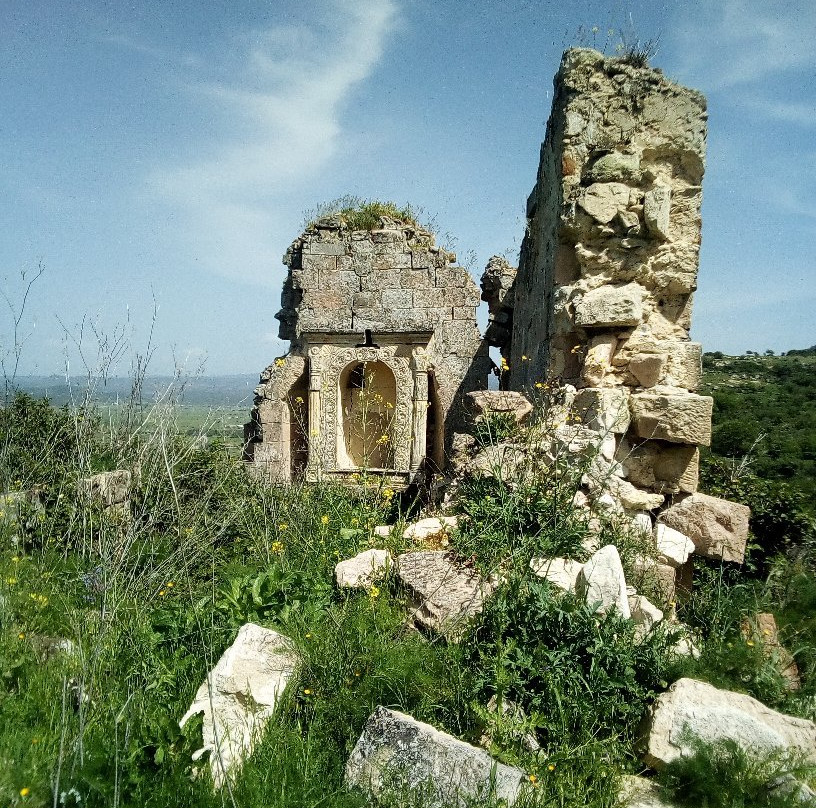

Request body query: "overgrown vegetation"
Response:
[2, 357, 816, 806]
[302, 196, 419, 232]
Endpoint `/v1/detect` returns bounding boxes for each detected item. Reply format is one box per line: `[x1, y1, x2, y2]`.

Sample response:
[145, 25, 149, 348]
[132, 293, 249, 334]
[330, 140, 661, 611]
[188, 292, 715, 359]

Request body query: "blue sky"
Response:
[1, 0, 814, 377]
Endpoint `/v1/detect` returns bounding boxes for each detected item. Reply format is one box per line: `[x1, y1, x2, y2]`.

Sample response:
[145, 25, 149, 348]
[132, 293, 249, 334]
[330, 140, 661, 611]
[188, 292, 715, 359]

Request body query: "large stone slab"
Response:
[655, 524, 695, 568]
[659, 493, 750, 564]
[395, 551, 494, 639]
[576, 544, 630, 618]
[345, 706, 526, 807]
[179, 623, 296, 788]
[529, 557, 583, 592]
[79, 469, 132, 507]
[620, 442, 699, 494]
[619, 775, 677, 808]
[574, 282, 644, 328]
[641, 678, 816, 769]
[629, 391, 713, 446]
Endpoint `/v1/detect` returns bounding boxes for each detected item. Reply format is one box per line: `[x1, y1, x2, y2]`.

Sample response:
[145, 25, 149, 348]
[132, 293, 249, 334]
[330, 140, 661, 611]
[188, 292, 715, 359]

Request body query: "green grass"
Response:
[3, 385, 816, 807]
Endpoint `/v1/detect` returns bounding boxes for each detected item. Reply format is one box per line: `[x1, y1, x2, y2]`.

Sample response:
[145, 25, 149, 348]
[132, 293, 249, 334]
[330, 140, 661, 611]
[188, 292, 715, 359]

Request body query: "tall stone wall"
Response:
[246, 214, 489, 483]
[508, 48, 712, 500]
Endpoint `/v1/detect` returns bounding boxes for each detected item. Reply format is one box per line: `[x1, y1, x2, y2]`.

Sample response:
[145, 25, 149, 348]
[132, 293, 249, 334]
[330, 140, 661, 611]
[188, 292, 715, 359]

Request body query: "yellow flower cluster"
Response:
[271, 540, 285, 555]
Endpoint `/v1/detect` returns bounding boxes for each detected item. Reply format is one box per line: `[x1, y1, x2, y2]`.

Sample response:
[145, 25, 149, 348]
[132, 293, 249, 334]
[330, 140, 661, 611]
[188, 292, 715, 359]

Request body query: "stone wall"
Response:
[246, 214, 489, 483]
[505, 48, 711, 505]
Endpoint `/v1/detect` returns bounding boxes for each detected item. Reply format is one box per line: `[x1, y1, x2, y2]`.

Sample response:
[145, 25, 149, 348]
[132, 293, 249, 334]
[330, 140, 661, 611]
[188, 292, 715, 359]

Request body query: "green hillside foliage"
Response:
[702, 352, 816, 505]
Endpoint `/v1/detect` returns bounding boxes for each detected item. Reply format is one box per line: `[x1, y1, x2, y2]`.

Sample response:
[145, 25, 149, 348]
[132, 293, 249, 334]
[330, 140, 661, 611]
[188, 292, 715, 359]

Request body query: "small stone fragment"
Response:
[403, 517, 458, 544]
[654, 524, 695, 568]
[579, 182, 631, 224]
[335, 549, 392, 589]
[644, 186, 671, 240]
[529, 557, 584, 593]
[576, 544, 631, 618]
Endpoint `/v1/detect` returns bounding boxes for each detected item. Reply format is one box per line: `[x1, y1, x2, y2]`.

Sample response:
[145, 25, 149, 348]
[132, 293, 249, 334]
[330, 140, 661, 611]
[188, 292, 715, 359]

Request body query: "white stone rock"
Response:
[619, 775, 677, 808]
[642, 678, 816, 769]
[395, 551, 494, 639]
[576, 545, 631, 618]
[373, 525, 392, 538]
[579, 182, 631, 224]
[529, 557, 584, 593]
[345, 706, 526, 807]
[654, 524, 695, 568]
[644, 186, 671, 240]
[403, 516, 458, 543]
[629, 595, 664, 641]
[179, 623, 296, 788]
[335, 549, 392, 589]
[574, 282, 645, 328]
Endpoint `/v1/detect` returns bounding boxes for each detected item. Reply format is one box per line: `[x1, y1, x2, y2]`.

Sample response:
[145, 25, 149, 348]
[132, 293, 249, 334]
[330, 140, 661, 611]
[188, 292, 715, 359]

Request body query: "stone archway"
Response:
[337, 360, 397, 470]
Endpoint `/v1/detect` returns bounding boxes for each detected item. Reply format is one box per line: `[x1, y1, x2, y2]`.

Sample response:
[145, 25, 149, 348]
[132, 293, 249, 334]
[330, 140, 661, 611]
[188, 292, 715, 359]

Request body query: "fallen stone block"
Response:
[576, 544, 630, 618]
[641, 678, 816, 769]
[395, 551, 494, 639]
[335, 549, 392, 589]
[619, 775, 678, 808]
[179, 623, 296, 788]
[741, 612, 801, 692]
[655, 524, 695, 568]
[79, 469, 132, 508]
[629, 391, 713, 446]
[466, 390, 533, 424]
[403, 517, 458, 545]
[629, 595, 664, 641]
[659, 493, 750, 564]
[345, 706, 526, 807]
[630, 556, 676, 605]
[529, 557, 583, 593]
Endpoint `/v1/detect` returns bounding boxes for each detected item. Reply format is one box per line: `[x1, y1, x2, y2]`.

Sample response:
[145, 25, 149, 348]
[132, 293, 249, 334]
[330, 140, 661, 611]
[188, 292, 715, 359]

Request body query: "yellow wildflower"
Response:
[500, 357, 510, 371]
[20, 787, 30, 797]
[369, 585, 380, 599]
[381, 488, 394, 501]
[522, 355, 529, 361]
[159, 589, 167, 597]
[294, 396, 304, 404]
[18, 632, 25, 640]
[321, 515, 329, 526]
[528, 774, 538, 784]
[535, 382, 544, 389]
[271, 540, 285, 555]
[166, 581, 174, 588]
[547, 763, 556, 772]
[278, 523, 288, 531]
[746, 640, 755, 647]
[303, 688, 312, 695]
[376, 434, 390, 445]
[274, 357, 286, 368]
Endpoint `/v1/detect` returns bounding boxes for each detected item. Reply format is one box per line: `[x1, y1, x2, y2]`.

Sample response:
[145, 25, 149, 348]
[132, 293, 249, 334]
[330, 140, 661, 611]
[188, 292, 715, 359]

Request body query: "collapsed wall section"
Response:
[246, 214, 489, 483]
[509, 48, 712, 502]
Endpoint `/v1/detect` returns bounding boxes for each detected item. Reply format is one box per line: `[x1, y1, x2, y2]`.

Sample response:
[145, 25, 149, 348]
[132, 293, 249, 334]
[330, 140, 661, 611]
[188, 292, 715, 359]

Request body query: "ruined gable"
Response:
[246, 212, 489, 486]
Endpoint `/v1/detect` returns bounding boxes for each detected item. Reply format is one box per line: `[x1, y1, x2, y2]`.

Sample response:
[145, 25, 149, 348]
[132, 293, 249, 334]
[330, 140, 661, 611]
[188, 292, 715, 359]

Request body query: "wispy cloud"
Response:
[147, 0, 398, 283]
[670, 0, 816, 90]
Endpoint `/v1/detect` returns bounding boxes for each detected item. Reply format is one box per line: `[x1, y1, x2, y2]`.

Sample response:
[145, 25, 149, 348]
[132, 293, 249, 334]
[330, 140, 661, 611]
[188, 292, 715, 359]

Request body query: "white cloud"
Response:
[671, 0, 816, 90]
[148, 0, 398, 284]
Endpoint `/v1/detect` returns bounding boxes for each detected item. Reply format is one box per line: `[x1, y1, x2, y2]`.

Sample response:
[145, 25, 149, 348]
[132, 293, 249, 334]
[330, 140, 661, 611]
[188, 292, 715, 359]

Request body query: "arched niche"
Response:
[337, 360, 397, 470]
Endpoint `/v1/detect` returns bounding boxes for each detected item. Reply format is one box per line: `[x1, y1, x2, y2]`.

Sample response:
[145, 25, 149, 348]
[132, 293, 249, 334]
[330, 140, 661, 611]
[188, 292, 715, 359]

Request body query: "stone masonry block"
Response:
[573, 387, 630, 434]
[659, 493, 750, 564]
[629, 391, 712, 446]
[620, 441, 699, 494]
[574, 283, 644, 328]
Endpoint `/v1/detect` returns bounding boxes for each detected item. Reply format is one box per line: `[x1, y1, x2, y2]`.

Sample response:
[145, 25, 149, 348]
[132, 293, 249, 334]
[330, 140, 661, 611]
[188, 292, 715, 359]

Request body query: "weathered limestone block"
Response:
[576, 545, 630, 617]
[582, 334, 617, 386]
[573, 387, 630, 434]
[741, 613, 801, 691]
[402, 517, 458, 544]
[644, 186, 671, 240]
[631, 556, 676, 604]
[619, 775, 678, 808]
[79, 470, 132, 508]
[587, 152, 641, 184]
[629, 353, 666, 388]
[659, 493, 750, 564]
[654, 524, 695, 568]
[641, 678, 816, 769]
[335, 549, 392, 589]
[574, 283, 645, 328]
[179, 623, 296, 788]
[395, 551, 495, 639]
[529, 557, 583, 592]
[579, 182, 631, 224]
[619, 441, 699, 494]
[629, 391, 713, 445]
[466, 390, 533, 424]
[345, 706, 526, 807]
[629, 595, 664, 641]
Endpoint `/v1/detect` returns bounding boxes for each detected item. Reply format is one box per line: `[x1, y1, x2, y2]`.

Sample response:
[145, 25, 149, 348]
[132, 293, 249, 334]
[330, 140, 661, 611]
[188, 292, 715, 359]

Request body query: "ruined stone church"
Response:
[244, 48, 713, 513]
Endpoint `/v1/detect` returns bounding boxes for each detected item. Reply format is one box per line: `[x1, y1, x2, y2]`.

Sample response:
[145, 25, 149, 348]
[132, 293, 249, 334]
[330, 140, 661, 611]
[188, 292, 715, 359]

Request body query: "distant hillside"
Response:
[701, 351, 816, 499]
[10, 374, 257, 408]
